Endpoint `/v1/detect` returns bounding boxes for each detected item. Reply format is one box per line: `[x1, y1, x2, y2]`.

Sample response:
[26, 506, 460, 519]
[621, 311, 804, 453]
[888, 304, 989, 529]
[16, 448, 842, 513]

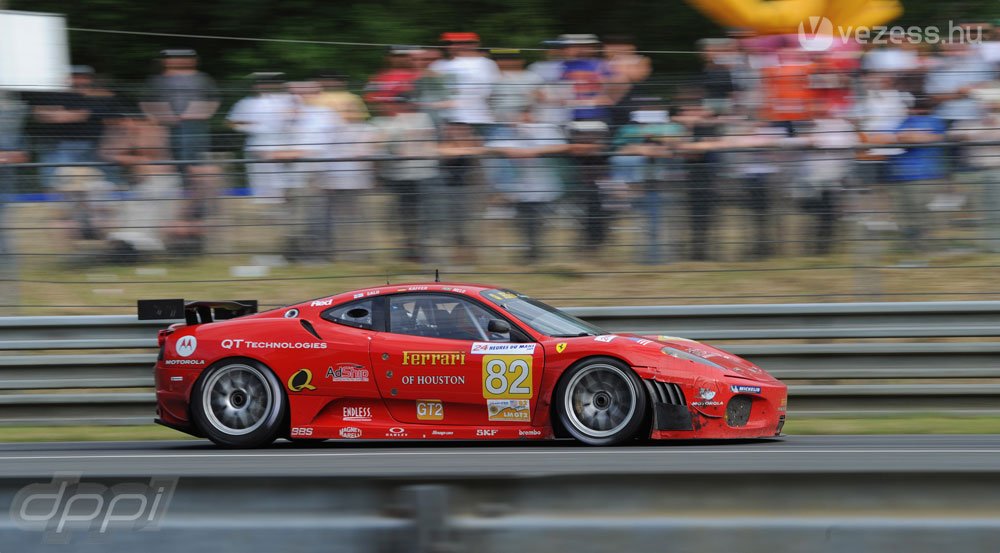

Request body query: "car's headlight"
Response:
[661, 346, 723, 369]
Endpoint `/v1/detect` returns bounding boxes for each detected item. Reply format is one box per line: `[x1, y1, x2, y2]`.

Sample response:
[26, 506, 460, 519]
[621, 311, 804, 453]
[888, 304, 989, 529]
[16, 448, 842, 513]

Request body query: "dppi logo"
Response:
[10, 474, 176, 543]
[175, 336, 197, 357]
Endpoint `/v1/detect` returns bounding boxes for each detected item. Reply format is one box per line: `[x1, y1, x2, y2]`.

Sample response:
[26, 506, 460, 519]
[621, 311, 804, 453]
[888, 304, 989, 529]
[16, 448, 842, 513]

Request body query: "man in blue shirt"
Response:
[882, 98, 948, 251]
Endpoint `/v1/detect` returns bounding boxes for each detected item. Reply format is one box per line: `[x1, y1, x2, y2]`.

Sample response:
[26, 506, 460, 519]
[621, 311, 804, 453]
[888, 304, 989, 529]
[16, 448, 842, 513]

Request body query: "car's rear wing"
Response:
[137, 299, 258, 325]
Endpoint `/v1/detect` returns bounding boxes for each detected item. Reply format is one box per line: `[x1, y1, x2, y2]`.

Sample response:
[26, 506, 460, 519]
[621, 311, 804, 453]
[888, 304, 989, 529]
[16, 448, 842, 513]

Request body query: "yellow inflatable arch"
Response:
[684, 0, 903, 35]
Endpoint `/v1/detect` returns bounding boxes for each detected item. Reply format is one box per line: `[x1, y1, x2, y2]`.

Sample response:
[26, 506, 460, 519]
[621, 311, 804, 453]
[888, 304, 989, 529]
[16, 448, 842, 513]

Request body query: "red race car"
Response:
[140, 283, 787, 448]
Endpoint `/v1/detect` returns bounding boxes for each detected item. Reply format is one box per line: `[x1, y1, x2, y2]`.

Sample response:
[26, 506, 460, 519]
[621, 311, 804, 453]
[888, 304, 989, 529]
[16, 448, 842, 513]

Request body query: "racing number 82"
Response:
[482, 355, 532, 399]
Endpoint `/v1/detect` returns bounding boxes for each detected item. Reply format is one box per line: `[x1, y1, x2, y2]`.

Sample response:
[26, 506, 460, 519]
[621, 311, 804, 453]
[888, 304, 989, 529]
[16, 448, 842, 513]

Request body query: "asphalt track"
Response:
[0, 435, 997, 477]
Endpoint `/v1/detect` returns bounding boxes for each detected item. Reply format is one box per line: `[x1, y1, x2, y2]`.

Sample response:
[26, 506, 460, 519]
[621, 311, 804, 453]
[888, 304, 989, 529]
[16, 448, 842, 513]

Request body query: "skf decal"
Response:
[402, 351, 466, 365]
[555, 342, 567, 353]
[287, 369, 316, 392]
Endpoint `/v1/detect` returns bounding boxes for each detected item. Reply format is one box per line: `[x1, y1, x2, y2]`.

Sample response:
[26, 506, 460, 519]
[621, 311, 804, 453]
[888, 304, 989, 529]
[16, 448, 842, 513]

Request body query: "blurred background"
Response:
[0, 0, 999, 314]
[2, 3, 1000, 552]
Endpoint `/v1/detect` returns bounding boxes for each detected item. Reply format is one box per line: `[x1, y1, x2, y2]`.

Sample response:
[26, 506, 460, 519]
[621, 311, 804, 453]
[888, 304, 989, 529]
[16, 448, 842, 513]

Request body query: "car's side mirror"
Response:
[487, 319, 510, 334]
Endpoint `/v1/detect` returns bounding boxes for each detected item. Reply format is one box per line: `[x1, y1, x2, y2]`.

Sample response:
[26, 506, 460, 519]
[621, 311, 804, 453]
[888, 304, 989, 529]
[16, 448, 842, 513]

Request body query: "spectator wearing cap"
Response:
[558, 34, 613, 124]
[142, 49, 220, 163]
[430, 33, 501, 129]
[363, 47, 422, 113]
[528, 39, 573, 126]
[227, 73, 295, 202]
[488, 49, 543, 125]
[31, 65, 115, 188]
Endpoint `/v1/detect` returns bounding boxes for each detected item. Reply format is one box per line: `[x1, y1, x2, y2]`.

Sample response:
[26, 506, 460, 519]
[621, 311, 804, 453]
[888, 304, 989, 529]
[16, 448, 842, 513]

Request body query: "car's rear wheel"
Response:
[191, 359, 286, 448]
[555, 357, 647, 446]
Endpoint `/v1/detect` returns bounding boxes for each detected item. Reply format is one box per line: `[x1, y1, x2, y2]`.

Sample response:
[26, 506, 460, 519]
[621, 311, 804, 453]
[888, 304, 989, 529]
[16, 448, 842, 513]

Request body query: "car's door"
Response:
[370, 293, 543, 425]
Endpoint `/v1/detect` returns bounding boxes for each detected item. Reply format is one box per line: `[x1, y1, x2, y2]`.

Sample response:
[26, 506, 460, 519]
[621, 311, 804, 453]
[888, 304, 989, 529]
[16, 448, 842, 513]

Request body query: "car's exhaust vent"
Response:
[644, 380, 686, 406]
[726, 396, 753, 427]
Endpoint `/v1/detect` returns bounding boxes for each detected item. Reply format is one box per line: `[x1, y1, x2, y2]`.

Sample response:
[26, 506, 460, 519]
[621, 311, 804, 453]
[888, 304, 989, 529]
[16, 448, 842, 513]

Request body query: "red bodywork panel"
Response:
[154, 283, 787, 441]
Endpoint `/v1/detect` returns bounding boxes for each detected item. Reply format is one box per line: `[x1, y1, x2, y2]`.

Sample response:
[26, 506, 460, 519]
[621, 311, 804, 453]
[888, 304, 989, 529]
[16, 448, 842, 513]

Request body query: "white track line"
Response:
[0, 449, 997, 461]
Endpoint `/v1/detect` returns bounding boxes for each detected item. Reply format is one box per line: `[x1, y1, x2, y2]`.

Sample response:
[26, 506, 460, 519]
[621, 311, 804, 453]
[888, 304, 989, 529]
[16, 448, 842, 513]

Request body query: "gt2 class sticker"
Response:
[402, 351, 466, 365]
[339, 427, 362, 439]
[175, 336, 197, 357]
[470, 343, 536, 355]
[731, 385, 762, 394]
[487, 399, 531, 422]
[287, 369, 316, 392]
[326, 364, 370, 382]
[221, 339, 327, 350]
[416, 399, 444, 421]
[342, 406, 372, 422]
[482, 355, 532, 399]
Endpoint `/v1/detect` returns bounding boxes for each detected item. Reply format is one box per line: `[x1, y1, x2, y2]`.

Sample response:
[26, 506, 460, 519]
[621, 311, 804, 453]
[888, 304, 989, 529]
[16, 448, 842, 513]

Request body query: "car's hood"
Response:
[630, 334, 778, 382]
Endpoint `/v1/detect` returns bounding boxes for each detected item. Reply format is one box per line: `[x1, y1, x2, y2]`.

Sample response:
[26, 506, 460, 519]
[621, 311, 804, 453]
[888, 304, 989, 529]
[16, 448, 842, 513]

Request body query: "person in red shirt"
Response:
[363, 46, 422, 111]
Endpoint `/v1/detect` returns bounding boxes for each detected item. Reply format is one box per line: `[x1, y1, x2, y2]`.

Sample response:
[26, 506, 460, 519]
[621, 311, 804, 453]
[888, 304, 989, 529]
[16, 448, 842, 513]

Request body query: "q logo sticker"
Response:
[555, 343, 567, 354]
[287, 369, 316, 392]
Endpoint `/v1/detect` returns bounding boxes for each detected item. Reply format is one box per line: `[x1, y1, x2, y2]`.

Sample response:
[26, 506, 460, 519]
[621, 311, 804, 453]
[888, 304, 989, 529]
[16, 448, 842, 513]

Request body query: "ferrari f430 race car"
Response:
[141, 284, 787, 447]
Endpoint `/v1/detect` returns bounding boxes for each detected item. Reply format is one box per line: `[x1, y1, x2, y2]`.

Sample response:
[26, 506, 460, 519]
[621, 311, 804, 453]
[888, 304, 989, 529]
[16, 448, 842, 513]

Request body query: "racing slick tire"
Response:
[191, 358, 287, 448]
[555, 357, 648, 446]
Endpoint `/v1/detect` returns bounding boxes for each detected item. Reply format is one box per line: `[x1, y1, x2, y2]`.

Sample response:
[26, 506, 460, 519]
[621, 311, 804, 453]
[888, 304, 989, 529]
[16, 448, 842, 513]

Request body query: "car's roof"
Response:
[304, 282, 507, 307]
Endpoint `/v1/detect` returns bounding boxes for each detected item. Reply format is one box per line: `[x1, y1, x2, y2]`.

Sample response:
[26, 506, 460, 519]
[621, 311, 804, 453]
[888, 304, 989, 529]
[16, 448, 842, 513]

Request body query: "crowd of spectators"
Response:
[3, 28, 1000, 265]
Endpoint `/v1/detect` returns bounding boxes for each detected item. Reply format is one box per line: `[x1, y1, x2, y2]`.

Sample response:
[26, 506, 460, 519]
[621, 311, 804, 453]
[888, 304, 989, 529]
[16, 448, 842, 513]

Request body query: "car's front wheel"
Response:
[555, 357, 648, 446]
[191, 359, 286, 448]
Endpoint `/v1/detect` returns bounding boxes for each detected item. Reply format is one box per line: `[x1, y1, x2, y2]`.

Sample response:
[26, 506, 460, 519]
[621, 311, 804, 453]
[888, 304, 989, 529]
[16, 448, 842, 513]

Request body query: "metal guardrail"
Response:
[1, 473, 998, 553]
[0, 301, 998, 424]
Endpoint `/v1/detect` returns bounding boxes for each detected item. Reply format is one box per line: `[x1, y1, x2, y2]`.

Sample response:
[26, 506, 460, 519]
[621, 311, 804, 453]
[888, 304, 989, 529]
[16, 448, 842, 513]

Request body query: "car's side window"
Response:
[322, 299, 374, 330]
[388, 294, 514, 342]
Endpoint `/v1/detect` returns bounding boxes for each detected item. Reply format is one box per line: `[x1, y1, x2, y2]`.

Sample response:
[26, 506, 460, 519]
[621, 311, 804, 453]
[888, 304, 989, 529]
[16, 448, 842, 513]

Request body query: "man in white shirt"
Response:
[272, 81, 342, 260]
[430, 33, 501, 129]
[227, 73, 295, 203]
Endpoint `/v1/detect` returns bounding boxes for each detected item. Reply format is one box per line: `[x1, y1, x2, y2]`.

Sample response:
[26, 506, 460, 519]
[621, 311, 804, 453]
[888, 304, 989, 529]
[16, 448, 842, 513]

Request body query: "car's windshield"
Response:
[480, 289, 606, 337]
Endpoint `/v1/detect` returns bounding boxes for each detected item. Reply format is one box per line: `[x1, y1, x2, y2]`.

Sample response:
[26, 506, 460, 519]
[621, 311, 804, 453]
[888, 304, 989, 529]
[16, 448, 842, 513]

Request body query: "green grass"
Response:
[0, 416, 997, 442]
